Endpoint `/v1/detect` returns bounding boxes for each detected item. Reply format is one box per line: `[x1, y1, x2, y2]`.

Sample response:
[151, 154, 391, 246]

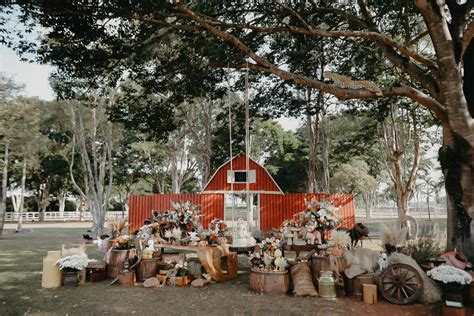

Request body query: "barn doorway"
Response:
[224, 193, 260, 237]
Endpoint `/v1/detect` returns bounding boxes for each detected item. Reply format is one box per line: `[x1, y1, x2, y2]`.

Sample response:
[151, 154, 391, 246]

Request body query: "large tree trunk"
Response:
[320, 113, 330, 193]
[363, 192, 372, 219]
[439, 127, 474, 249]
[58, 188, 67, 215]
[170, 149, 180, 194]
[0, 144, 9, 236]
[306, 88, 319, 193]
[69, 106, 114, 237]
[38, 180, 51, 222]
[379, 105, 420, 219]
[16, 158, 27, 232]
[412, 0, 474, 250]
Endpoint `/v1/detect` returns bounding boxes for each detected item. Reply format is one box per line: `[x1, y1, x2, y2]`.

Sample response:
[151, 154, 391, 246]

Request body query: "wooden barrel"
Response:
[136, 258, 160, 282]
[354, 273, 375, 300]
[249, 269, 289, 295]
[107, 249, 137, 279]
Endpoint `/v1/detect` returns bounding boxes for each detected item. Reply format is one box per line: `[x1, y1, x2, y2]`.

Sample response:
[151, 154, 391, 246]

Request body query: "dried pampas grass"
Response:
[330, 230, 350, 248]
[380, 222, 408, 247]
[107, 217, 129, 233]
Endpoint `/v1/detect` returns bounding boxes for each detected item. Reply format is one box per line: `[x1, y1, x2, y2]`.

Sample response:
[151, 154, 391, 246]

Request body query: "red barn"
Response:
[129, 155, 355, 231]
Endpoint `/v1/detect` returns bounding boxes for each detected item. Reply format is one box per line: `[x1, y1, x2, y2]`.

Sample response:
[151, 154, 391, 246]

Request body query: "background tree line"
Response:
[1, 0, 462, 240]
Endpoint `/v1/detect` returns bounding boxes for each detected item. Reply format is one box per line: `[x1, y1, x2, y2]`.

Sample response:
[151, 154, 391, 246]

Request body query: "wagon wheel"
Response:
[378, 263, 423, 305]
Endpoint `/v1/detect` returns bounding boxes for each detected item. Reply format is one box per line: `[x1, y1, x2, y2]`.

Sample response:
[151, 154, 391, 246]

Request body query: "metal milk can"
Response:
[318, 270, 337, 299]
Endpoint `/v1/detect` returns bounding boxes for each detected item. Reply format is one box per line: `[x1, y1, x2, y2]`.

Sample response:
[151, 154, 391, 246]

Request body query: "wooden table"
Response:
[156, 244, 238, 282]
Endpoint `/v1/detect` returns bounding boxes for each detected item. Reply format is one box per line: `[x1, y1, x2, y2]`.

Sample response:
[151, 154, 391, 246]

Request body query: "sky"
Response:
[0, 46, 55, 101]
[0, 45, 302, 131]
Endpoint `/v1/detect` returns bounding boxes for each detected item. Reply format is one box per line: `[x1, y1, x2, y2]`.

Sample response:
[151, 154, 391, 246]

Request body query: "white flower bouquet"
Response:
[427, 265, 473, 285]
[56, 255, 89, 271]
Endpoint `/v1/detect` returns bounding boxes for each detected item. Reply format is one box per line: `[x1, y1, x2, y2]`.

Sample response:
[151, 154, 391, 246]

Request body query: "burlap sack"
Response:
[291, 262, 319, 297]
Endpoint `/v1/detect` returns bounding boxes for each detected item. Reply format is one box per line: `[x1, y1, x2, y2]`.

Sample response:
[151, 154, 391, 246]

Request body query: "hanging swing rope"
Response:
[244, 62, 251, 235]
[227, 64, 236, 235]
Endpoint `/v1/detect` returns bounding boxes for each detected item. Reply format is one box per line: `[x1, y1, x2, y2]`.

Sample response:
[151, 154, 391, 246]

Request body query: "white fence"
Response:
[4, 211, 128, 222]
[355, 203, 447, 218]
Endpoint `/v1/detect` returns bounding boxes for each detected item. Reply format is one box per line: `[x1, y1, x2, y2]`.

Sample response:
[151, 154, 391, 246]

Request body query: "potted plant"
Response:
[427, 265, 473, 305]
[113, 235, 135, 250]
[329, 230, 350, 257]
[56, 255, 89, 286]
[174, 262, 191, 286]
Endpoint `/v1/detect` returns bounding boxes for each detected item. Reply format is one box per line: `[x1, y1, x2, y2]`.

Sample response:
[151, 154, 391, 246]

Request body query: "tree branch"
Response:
[211, 62, 447, 122]
[356, 0, 439, 97]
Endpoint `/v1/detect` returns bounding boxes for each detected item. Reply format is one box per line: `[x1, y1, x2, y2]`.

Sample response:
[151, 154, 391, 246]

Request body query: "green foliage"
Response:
[327, 110, 381, 175]
[264, 130, 308, 193]
[402, 223, 447, 264]
[331, 158, 378, 194]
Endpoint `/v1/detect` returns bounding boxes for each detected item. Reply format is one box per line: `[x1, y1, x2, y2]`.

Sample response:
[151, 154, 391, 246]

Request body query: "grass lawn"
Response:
[0, 226, 438, 315]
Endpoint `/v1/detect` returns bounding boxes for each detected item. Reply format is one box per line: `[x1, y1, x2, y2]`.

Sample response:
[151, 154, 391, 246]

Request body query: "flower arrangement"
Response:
[136, 222, 161, 241]
[280, 199, 340, 234]
[208, 219, 227, 237]
[174, 261, 189, 277]
[427, 265, 473, 285]
[113, 235, 135, 250]
[250, 237, 284, 271]
[260, 237, 281, 254]
[207, 233, 218, 245]
[304, 199, 340, 230]
[150, 201, 202, 241]
[56, 255, 89, 271]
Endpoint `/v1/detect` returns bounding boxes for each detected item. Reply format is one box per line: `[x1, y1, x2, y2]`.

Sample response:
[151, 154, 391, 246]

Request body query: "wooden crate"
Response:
[86, 262, 106, 283]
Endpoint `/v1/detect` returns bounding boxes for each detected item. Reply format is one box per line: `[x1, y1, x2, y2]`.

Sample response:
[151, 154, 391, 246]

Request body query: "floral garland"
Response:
[427, 265, 473, 285]
[56, 255, 88, 271]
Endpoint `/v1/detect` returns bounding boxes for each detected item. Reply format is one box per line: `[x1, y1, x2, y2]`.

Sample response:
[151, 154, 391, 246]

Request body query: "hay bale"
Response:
[388, 253, 442, 304]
